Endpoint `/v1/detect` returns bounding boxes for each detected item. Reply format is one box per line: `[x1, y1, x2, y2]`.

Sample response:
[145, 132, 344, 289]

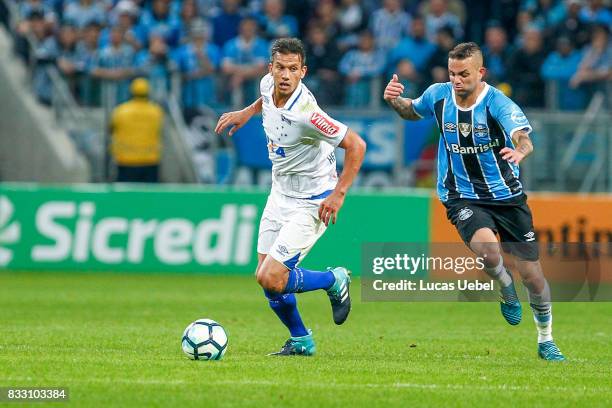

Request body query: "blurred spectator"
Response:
[514, 9, 535, 47]
[420, 0, 467, 25]
[15, 3, 56, 61]
[388, 15, 436, 75]
[221, 17, 268, 105]
[554, 0, 591, 48]
[579, 0, 612, 26]
[212, 0, 244, 48]
[100, 1, 144, 51]
[570, 25, 612, 94]
[507, 27, 547, 107]
[91, 25, 136, 105]
[198, 0, 222, 18]
[258, 0, 298, 41]
[74, 21, 102, 105]
[178, 0, 203, 43]
[304, 23, 343, 105]
[541, 36, 587, 109]
[339, 30, 386, 107]
[425, 26, 457, 84]
[56, 23, 80, 93]
[110, 78, 164, 183]
[395, 59, 422, 98]
[336, 0, 366, 49]
[369, 0, 411, 52]
[173, 20, 221, 110]
[18, 0, 56, 22]
[135, 32, 173, 103]
[63, 0, 106, 28]
[312, 0, 341, 42]
[28, 10, 57, 105]
[522, 0, 566, 42]
[424, 0, 463, 43]
[138, 0, 182, 48]
[482, 24, 513, 84]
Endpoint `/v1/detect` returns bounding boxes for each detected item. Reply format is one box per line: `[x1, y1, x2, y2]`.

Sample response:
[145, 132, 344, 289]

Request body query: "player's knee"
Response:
[520, 261, 545, 291]
[471, 242, 502, 266]
[256, 269, 284, 293]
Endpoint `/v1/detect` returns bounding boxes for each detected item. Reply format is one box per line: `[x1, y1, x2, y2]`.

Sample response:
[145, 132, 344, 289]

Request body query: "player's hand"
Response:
[383, 74, 405, 102]
[215, 109, 251, 137]
[318, 191, 345, 226]
[500, 147, 525, 165]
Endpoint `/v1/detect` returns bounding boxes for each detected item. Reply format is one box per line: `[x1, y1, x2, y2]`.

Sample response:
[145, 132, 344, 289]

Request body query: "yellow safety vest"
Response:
[111, 98, 164, 165]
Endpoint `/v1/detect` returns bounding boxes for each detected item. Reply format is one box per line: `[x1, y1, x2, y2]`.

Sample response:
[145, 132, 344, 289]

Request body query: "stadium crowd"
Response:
[6, 0, 612, 112]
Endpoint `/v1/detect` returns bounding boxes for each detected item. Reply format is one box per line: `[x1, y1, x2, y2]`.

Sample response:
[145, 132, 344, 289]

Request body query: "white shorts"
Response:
[257, 188, 329, 269]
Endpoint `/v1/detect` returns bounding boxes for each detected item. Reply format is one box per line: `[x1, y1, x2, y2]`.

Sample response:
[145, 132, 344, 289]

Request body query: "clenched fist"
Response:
[383, 74, 405, 102]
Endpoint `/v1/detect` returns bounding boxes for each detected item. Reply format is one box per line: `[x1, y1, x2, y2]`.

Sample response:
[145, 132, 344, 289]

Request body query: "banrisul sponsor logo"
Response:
[30, 202, 257, 265]
[0, 196, 21, 267]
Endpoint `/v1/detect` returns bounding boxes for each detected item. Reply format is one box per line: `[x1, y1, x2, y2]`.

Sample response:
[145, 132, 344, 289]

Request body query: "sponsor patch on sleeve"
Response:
[310, 112, 340, 137]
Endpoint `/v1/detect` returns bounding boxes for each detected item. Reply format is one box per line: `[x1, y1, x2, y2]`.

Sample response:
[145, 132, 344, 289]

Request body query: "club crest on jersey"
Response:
[474, 124, 488, 136]
[458, 123, 472, 137]
[310, 112, 339, 137]
[444, 122, 457, 132]
[511, 110, 528, 125]
[458, 207, 473, 221]
[281, 114, 292, 125]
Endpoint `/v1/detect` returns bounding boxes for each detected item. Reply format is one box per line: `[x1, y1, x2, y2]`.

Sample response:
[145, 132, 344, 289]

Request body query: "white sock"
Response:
[527, 282, 553, 343]
[484, 256, 512, 287]
[531, 303, 553, 343]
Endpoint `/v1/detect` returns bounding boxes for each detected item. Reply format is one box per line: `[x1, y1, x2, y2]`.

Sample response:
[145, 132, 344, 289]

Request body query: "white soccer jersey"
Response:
[259, 73, 348, 198]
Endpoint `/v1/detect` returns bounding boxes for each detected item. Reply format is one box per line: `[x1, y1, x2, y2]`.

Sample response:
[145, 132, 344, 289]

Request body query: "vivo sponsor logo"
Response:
[310, 112, 339, 136]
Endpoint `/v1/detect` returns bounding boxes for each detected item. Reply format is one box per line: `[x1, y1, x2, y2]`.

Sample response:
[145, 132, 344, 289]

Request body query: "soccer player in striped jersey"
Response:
[216, 38, 366, 356]
[384, 42, 565, 361]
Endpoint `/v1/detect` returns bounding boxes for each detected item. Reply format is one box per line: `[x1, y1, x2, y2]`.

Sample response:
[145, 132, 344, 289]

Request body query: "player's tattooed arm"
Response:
[383, 74, 421, 121]
[215, 97, 262, 136]
[500, 130, 533, 164]
[388, 97, 421, 121]
[513, 130, 533, 156]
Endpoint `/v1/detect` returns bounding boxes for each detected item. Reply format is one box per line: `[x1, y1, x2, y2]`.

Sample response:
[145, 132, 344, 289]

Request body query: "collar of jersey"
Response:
[451, 82, 490, 111]
[272, 81, 303, 111]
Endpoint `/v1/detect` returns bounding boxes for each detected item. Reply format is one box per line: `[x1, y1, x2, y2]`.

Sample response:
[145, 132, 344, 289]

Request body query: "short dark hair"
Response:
[270, 37, 306, 66]
[448, 42, 482, 60]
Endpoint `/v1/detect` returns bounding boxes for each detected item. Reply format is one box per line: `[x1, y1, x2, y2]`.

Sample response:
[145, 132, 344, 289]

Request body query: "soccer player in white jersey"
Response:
[215, 38, 366, 356]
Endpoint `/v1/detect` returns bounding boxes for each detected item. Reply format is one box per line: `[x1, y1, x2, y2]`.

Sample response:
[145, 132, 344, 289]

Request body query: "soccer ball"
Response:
[181, 319, 228, 360]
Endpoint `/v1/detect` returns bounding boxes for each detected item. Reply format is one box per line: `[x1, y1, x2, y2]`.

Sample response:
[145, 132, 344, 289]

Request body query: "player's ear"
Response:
[268, 63, 272, 74]
[301, 65, 307, 79]
[478, 66, 486, 81]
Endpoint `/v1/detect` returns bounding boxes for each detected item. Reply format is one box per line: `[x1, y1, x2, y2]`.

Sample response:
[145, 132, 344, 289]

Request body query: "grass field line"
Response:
[1, 377, 605, 394]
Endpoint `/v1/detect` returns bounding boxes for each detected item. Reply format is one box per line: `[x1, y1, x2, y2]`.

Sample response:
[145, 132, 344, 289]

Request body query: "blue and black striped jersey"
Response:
[412, 82, 532, 202]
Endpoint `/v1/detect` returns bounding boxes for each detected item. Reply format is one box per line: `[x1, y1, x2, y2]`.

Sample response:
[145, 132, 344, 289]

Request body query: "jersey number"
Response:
[274, 147, 286, 157]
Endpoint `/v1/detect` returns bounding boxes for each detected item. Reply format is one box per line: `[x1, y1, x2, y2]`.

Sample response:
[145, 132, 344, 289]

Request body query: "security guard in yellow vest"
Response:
[110, 78, 164, 182]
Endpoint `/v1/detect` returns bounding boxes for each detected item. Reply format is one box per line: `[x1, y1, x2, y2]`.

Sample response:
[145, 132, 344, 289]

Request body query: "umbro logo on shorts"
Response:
[458, 207, 473, 221]
[524, 231, 536, 242]
[276, 245, 289, 256]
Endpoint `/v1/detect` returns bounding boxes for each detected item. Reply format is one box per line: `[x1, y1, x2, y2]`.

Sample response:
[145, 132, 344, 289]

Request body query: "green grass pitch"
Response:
[1, 272, 611, 407]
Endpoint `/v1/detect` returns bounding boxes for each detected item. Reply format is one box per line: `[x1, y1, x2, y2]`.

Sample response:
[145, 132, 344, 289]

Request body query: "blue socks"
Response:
[264, 267, 335, 337]
[264, 291, 309, 337]
[284, 267, 335, 293]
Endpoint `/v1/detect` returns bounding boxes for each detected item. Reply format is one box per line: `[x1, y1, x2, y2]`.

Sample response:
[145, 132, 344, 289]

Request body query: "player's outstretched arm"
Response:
[383, 74, 421, 121]
[215, 97, 263, 136]
[318, 130, 366, 226]
[500, 130, 533, 165]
